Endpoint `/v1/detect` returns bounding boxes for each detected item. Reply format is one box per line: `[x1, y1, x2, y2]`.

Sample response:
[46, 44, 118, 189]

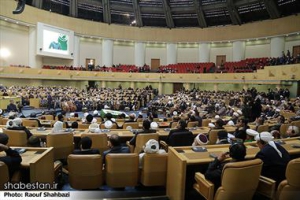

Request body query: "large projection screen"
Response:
[36, 22, 74, 59]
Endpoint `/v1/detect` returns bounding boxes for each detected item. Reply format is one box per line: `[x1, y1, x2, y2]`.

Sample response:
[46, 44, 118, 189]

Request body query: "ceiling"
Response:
[26, 0, 300, 28]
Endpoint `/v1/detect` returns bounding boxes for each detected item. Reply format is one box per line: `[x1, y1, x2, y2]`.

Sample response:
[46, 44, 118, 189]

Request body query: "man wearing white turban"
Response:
[255, 131, 290, 186]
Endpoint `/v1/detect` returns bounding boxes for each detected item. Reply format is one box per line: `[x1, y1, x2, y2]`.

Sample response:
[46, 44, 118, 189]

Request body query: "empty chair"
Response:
[202, 119, 211, 127]
[123, 122, 139, 130]
[68, 154, 103, 189]
[46, 133, 74, 160]
[276, 157, 300, 200]
[257, 125, 269, 133]
[41, 115, 54, 120]
[105, 153, 139, 188]
[78, 123, 90, 129]
[194, 159, 263, 200]
[208, 129, 226, 145]
[187, 121, 198, 128]
[279, 124, 290, 138]
[81, 133, 109, 154]
[3, 129, 27, 146]
[140, 153, 168, 187]
[127, 133, 159, 153]
[22, 119, 39, 127]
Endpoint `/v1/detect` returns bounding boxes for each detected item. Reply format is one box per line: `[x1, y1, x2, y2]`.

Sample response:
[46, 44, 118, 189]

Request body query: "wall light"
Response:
[0, 48, 11, 58]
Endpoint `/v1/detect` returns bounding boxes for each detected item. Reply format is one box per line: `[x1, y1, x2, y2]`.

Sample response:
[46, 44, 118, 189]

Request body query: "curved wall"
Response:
[1, 0, 300, 42]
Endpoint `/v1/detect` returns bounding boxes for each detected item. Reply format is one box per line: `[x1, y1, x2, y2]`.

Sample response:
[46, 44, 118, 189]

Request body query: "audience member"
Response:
[255, 132, 290, 186]
[0, 134, 22, 179]
[204, 143, 246, 190]
[129, 119, 156, 146]
[6, 100, 18, 113]
[138, 139, 166, 168]
[73, 136, 100, 154]
[102, 134, 130, 163]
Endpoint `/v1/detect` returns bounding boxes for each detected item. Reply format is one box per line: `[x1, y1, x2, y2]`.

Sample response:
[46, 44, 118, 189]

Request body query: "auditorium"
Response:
[0, 0, 300, 200]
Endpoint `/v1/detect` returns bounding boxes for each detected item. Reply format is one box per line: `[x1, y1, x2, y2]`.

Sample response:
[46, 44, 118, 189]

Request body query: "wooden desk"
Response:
[166, 137, 300, 200]
[0, 147, 54, 184]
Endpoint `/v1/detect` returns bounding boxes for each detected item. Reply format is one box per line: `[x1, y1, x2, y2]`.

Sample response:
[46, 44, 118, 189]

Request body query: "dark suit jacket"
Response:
[0, 148, 22, 179]
[255, 143, 290, 186]
[166, 128, 194, 146]
[73, 149, 100, 155]
[129, 129, 156, 146]
[102, 146, 130, 163]
[6, 103, 18, 112]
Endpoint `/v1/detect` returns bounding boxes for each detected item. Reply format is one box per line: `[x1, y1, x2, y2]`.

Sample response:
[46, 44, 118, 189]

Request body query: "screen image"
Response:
[43, 30, 69, 55]
[37, 22, 74, 59]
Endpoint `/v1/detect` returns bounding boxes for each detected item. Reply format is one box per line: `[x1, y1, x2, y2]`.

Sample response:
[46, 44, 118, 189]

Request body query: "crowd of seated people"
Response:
[0, 85, 155, 113]
[157, 62, 214, 73]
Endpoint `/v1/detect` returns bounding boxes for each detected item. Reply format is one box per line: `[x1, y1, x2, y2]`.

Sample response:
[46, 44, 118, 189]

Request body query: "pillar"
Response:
[167, 43, 177, 65]
[232, 41, 245, 61]
[73, 36, 80, 68]
[102, 39, 113, 67]
[270, 37, 285, 58]
[214, 84, 218, 92]
[135, 42, 145, 67]
[199, 43, 210, 62]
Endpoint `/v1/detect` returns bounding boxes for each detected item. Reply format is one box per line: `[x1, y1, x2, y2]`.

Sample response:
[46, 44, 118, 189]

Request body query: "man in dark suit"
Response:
[166, 119, 193, 146]
[129, 119, 156, 146]
[6, 100, 18, 112]
[73, 136, 100, 155]
[255, 132, 290, 187]
[102, 134, 130, 163]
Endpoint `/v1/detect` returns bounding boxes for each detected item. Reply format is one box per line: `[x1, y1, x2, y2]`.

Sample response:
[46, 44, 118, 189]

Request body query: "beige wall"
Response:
[210, 46, 232, 63]
[0, 21, 29, 66]
[177, 46, 198, 63]
[145, 46, 167, 66]
[245, 43, 270, 59]
[79, 39, 102, 67]
[113, 44, 134, 65]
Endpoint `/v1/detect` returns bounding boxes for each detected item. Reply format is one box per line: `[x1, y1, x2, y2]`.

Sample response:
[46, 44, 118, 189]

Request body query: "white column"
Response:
[232, 41, 245, 61]
[102, 39, 113, 67]
[72, 36, 80, 68]
[167, 43, 177, 65]
[199, 43, 210, 62]
[270, 37, 285, 58]
[158, 82, 163, 95]
[28, 27, 42, 68]
[135, 42, 145, 67]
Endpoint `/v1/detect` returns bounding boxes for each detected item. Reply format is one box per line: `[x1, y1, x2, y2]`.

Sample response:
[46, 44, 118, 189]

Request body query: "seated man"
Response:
[73, 137, 100, 155]
[166, 119, 193, 146]
[102, 134, 130, 163]
[6, 100, 18, 113]
[255, 132, 290, 186]
[129, 119, 156, 146]
[0, 134, 22, 179]
[7, 118, 33, 139]
[204, 143, 246, 190]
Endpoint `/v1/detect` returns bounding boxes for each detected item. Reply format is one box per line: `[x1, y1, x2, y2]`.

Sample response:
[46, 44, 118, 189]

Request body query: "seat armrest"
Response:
[159, 141, 168, 152]
[256, 175, 276, 199]
[126, 141, 134, 153]
[194, 172, 215, 200]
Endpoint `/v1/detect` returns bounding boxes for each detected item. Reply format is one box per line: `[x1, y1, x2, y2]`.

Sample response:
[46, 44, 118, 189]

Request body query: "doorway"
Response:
[86, 58, 95, 71]
[216, 55, 226, 67]
[173, 83, 183, 93]
[293, 45, 300, 59]
[151, 59, 160, 72]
